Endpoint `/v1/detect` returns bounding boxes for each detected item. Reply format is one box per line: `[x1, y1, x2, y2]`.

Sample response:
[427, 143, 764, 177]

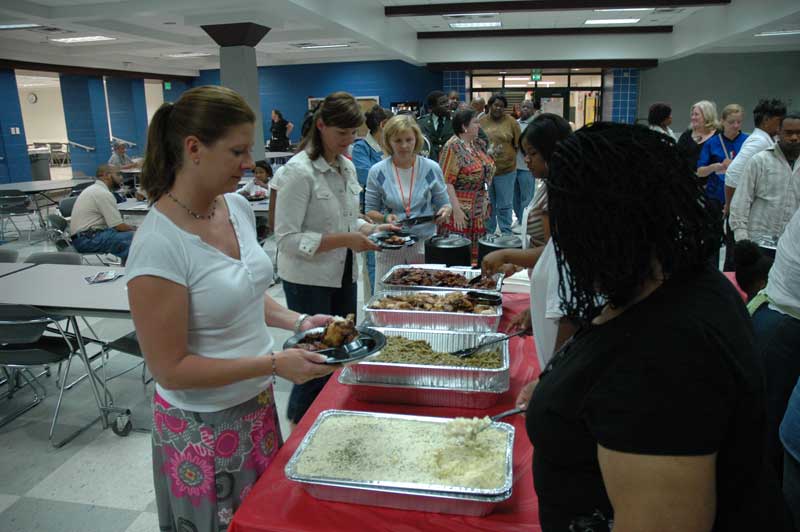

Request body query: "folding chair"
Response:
[0, 304, 106, 447]
[0, 191, 37, 242]
[0, 248, 18, 263]
[46, 213, 114, 266]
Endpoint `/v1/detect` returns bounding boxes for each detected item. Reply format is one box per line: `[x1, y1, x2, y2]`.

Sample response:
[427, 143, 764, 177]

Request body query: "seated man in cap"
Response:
[69, 165, 136, 263]
[108, 141, 140, 169]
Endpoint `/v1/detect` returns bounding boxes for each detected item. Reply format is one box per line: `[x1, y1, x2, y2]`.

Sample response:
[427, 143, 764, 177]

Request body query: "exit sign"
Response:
[530, 69, 542, 82]
[164, 81, 172, 90]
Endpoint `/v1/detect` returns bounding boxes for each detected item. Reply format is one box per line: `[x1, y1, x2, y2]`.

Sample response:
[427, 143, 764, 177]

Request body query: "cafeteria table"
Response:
[0, 263, 133, 442]
[0, 178, 93, 228]
[229, 293, 543, 532]
[118, 196, 269, 215]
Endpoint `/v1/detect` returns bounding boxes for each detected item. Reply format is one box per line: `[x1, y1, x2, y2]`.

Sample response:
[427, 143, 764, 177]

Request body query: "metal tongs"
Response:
[449, 330, 527, 358]
[400, 214, 436, 227]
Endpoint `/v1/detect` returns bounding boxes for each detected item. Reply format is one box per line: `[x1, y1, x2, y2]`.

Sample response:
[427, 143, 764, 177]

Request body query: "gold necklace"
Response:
[167, 192, 216, 220]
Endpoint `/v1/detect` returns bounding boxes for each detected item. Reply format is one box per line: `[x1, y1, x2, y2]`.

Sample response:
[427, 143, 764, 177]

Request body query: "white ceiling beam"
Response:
[669, 0, 800, 59]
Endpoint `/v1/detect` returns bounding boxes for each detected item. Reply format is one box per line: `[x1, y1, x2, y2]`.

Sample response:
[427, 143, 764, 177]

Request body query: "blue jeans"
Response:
[72, 228, 134, 262]
[513, 169, 535, 222]
[485, 170, 516, 235]
[752, 305, 800, 480]
[366, 251, 376, 292]
[282, 252, 357, 424]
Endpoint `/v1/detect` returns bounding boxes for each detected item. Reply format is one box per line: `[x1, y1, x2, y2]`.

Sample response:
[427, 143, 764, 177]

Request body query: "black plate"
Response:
[283, 326, 387, 364]
[240, 193, 267, 202]
[370, 230, 418, 249]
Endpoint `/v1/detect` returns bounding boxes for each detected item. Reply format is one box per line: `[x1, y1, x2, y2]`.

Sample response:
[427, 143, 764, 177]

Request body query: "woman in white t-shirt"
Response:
[127, 86, 336, 532]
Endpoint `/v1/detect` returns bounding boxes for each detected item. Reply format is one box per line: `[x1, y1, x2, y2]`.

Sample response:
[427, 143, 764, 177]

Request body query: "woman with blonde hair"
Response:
[127, 86, 338, 531]
[365, 114, 451, 288]
[697, 104, 748, 209]
[677, 100, 719, 171]
[275, 91, 398, 426]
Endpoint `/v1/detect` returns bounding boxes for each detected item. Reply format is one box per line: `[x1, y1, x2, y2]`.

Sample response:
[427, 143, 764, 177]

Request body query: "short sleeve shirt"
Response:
[525, 265, 787, 531]
[69, 181, 124, 234]
[125, 193, 274, 412]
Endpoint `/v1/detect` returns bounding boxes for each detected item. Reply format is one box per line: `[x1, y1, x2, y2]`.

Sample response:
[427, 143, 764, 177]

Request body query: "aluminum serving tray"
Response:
[285, 410, 514, 516]
[339, 369, 505, 409]
[364, 290, 502, 332]
[381, 264, 504, 295]
[349, 327, 510, 391]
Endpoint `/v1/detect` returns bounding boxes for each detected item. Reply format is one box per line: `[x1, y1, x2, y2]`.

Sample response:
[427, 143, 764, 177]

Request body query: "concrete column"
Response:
[202, 23, 270, 162]
[0, 69, 32, 184]
[60, 74, 111, 177]
[220, 46, 264, 161]
[106, 77, 148, 158]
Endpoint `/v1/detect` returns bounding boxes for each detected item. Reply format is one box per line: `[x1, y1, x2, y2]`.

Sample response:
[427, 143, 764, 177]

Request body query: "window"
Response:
[570, 75, 602, 88]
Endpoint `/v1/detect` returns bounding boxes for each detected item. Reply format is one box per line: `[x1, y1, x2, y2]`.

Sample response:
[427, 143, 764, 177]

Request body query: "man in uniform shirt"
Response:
[730, 114, 800, 257]
[417, 90, 454, 163]
[70, 165, 136, 263]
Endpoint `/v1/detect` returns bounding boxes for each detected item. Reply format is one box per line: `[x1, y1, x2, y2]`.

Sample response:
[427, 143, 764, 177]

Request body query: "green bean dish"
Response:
[370, 336, 502, 368]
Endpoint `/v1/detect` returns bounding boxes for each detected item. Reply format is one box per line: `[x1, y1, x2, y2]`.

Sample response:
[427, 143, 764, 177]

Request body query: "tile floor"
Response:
[0, 196, 371, 531]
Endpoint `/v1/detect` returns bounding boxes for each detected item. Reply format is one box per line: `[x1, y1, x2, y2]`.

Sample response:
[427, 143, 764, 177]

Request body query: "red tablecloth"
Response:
[230, 293, 542, 532]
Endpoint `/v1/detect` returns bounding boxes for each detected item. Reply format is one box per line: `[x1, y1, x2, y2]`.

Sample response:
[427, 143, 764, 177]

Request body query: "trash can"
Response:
[29, 148, 51, 181]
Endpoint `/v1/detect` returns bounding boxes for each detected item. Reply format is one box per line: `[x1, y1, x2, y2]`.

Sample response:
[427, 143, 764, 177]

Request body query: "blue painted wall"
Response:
[180, 61, 442, 144]
[162, 79, 192, 103]
[0, 69, 32, 184]
[106, 77, 148, 158]
[60, 74, 111, 177]
[259, 60, 442, 144]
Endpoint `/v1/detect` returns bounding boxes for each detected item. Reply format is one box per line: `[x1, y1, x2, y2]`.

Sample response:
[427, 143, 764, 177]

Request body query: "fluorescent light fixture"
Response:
[754, 29, 800, 37]
[50, 35, 116, 43]
[449, 21, 502, 29]
[442, 13, 499, 18]
[299, 43, 349, 49]
[594, 8, 653, 12]
[0, 23, 42, 30]
[585, 18, 640, 25]
[500, 77, 530, 81]
[165, 52, 212, 58]
[505, 84, 528, 88]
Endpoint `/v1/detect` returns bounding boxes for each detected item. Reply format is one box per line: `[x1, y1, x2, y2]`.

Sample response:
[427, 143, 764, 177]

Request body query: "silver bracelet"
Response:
[293, 313, 309, 334]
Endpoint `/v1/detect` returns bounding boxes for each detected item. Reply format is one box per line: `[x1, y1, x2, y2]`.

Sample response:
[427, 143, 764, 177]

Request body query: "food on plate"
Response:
[370, 292, 496, 315]
[370, 336, 502, 368]
[385, 268, 497, 289]
[295, 314, 357, 351]
[382, 234, 408, 246]
[294, 414, 508, 490]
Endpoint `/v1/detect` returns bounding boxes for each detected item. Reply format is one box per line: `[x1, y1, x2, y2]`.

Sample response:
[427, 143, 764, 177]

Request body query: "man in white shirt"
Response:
[730, 114, 800, 255]
[725, 99, 787, 215]
[70, 165, 137, 262]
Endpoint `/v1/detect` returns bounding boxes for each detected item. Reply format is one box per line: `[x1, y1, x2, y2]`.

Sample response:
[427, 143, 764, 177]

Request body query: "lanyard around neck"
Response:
[392, 158, 415, 217]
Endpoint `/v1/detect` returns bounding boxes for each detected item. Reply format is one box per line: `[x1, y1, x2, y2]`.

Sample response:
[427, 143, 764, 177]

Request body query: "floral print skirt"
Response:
[152, 388, 283, 532]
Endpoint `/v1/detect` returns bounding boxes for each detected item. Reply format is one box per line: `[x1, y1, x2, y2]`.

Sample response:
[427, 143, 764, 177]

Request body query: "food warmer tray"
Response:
[380, 264, 504, 295]
[364, 290, 502, 332]
[285, 410, 514, 516]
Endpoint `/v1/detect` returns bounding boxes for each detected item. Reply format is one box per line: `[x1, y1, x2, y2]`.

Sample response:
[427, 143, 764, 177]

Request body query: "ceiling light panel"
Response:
[50, 35, 117, 43]
[449, 21, 502, 29]
[442, 13, 500, 18]
[754, 29, 800, 37]
[594, 8, 653, 12]
[584, 19, 640, 25]
[0, 23, 42, 30]
[164, 52, 212, 58]
[299, 43, 349, 49]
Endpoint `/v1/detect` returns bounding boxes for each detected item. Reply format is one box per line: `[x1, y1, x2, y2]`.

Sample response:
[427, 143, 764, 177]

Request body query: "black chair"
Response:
[68, 182, 92, 198]
[0, 304, 105, 446]
[0, 191, 37, 242]
[58, 196, 77, 218]
[0, 248, 18, 263]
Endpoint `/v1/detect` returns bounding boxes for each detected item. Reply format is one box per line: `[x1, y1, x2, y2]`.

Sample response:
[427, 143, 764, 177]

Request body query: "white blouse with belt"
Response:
[275, 150, 368, 288]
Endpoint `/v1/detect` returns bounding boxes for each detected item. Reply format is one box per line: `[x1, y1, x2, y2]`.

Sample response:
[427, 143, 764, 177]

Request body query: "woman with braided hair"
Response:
[522, 123, 790, 531]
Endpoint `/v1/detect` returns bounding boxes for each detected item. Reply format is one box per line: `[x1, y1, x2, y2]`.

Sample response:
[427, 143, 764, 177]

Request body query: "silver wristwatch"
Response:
[293, 313, 310, 334]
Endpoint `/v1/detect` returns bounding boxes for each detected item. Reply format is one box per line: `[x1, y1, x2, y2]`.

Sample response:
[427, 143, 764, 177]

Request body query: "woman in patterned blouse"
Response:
[438, 108, 496, 261]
